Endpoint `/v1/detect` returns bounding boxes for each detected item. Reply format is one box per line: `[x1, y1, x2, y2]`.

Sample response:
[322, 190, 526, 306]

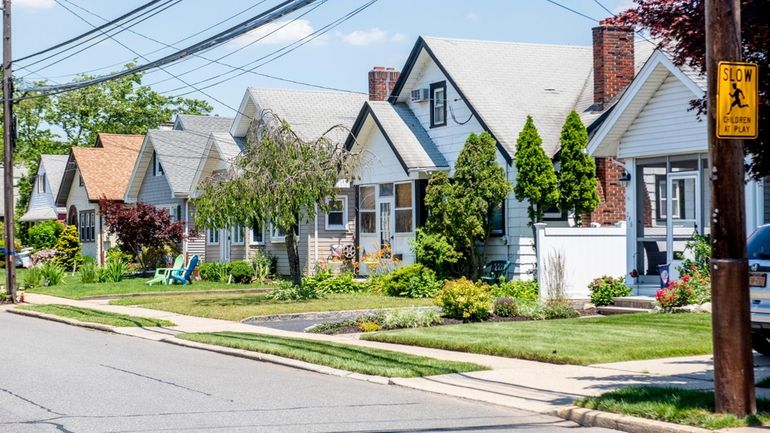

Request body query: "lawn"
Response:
[575, 386, 770, 430]
[362, 313, 712, 365]
[19, 304, 176, 327]
[178, 331, 485, 377]
[111, 293, 435, 321]
[3, 268, 274, 299]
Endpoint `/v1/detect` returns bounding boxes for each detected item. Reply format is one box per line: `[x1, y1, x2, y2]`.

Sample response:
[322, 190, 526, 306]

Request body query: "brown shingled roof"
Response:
[73, 133, 144, 201]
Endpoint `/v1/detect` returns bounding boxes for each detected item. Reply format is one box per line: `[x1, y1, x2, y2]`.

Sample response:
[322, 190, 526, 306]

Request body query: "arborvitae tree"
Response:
[557, 110, 599, 226]
[514, 116, 559, 226]
[53, 225, 82, 271]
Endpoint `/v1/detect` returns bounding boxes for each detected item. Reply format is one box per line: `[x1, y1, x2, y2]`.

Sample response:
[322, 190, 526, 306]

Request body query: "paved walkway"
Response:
[17, 293, 770, 424]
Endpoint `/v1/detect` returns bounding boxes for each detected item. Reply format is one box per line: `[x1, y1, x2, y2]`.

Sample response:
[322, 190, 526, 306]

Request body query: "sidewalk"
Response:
[15, 293, 770, 431]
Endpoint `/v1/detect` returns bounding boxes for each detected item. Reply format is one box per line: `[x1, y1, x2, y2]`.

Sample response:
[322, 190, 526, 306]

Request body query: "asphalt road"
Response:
[0, 312, 613, 433]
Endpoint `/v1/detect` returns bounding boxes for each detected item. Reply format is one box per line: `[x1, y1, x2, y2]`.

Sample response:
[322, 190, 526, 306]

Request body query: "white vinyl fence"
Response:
[534, 223, 627, 300]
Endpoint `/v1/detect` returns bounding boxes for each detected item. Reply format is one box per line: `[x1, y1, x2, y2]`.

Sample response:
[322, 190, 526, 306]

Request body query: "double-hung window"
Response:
[79, 210, 95, 242]
[359, 186, 376, 234]
[232, 224, 245, 245]
[207, 228, 219, 244]
[394, 182, 413, 233]
[152, 151, 164, 176]
[490, 205, 505, 236]
[326, 196, 347, 230]
[251, 222, 264, 244]
[430, 81, 447, 127]
[38, 173, 46, 193]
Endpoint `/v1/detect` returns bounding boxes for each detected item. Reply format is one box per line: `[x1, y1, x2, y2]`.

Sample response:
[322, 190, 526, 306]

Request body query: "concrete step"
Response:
[612, 296, 656, 309]
[597, 306, 654, 315]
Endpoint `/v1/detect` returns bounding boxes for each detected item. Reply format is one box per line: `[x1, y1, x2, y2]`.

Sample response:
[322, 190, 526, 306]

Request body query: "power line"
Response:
[543, 0, 598, 22]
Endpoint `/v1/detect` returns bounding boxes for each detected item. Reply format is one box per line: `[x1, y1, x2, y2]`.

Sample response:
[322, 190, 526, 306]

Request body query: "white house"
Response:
[588, 49, 765, 295]
[346, 27, 655, 281]
[20, 155, 68, 223]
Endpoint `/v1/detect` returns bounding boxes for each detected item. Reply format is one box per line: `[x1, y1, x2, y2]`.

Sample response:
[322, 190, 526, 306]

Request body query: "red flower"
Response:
[630, 269, 639, 278]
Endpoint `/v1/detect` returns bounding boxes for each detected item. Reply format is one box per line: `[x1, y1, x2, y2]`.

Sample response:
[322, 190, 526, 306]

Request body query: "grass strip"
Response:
[19, 304, 175, 327]
[178, 331, 486, 378]
[576, 386, 770, 430]
[361, 313, 712, 365]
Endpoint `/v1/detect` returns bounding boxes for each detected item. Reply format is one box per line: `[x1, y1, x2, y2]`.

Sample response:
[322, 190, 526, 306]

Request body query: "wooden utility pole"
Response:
[2, 0, 16, 303]
[705, 0, 755, 415]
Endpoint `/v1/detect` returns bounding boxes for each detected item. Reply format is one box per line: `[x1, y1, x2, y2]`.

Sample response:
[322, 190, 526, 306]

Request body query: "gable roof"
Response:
[174, 114, 234, 133]
[389, 36, 655, 159]
[188, 132, 246, 196]
[145, 130, 211, 196]
[346, 101, 449, 173]
[39, 154, 68, 197]
[588, 50, 706, 157]
[231, 88, 368, 142]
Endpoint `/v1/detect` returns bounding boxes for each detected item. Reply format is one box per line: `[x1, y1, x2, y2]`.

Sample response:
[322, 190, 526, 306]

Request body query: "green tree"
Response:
[557, 110, 599, 226]
[514, 116, 559, 226]
[52, 225, 82, 271]
[193, 117, 357, 286]
[27, 220, 64, 250]
[423, 132, 511, 278]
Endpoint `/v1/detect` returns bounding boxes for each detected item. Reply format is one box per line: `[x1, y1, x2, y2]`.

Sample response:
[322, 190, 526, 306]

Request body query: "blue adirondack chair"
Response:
[168, 255, 199, 285]
[146, 255, 185, 286]
[480, 260, 512, 284]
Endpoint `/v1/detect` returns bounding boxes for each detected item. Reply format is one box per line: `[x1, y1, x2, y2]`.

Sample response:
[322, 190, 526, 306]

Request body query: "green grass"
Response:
[178, 331, 486, 377]
[19, 304, 176, 327]
[3, 268, 274, 300]
[111, 293, 434, 321]
[362, 313, 712, 365]
[576, 386, 770, 430]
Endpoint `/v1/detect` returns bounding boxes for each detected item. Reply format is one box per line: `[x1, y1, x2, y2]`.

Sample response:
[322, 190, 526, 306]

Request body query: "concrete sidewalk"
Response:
[16, 293, 770, 431]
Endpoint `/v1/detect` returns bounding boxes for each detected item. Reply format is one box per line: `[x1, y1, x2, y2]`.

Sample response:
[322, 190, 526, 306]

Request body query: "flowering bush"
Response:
[588, 275, 631, 306]
[435, 278, 491, 320]
[31, 249, 57, 265]
[656, 269, 711, 311]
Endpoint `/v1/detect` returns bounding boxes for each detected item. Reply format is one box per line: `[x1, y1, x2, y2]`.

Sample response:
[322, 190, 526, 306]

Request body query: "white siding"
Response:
[25, 164, 57, 221]
[619, 74, 706, 158]
[64, 168, 100, 263]
[356, 121, 409, 184]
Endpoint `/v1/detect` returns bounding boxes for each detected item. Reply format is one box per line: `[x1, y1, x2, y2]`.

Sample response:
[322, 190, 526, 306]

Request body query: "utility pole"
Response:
[705, 0, 755, 415]
[2, 0, 16, 303]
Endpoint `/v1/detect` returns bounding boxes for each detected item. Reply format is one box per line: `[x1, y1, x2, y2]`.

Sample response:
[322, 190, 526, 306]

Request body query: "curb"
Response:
[8, 308, 118, 333]
[554, 406, 712, 433]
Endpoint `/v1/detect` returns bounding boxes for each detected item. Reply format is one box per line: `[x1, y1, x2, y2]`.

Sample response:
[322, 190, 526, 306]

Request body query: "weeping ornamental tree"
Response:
[557, 110, 599, 225]
[514, 116, 559, 227]
[193, 113, 358, 286]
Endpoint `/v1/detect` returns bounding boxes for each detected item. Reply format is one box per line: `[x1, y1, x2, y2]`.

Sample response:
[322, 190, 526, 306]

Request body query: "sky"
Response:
[11, 0, 638, 117]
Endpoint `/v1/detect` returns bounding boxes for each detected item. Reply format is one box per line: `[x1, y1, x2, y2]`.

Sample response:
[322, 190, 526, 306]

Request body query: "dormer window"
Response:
[38, 173, 46, 193]
[430, 81, 447, 127]
[152, 151, 164, 176]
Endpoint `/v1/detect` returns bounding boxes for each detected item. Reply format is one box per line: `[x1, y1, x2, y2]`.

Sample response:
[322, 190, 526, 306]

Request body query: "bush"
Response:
[304, 271, 364, 294]
[31, 249, 57, 266]
[40, 261, 65, 286]
[24, 266, 44, 289]
[435, 278, 491, 320]
[677, 232, 711, 277]
[516, 299, 546, 320]
[270, 280, 322, 301]
[492, 280, 539, 302]
[381, 264, 442, 298]
[27, 221, 63, 250]
[358, 321, 382, 332]
[199, 261, 230, 283]
[251, 251, 272, 283]
[381, 309, 442, 329]
[99, 260, 128, 283]
[543, 299, 579, 319]
[52, 225, 81, 271]
[412, 228, 461, 278]
[493, 297, 517, 317]
[106, 248, 133, 265]
[655, 271, 710, 311]
[79, 262, 98, 284]
[229, 260, 254, 284]
[588, 276, 631, 306]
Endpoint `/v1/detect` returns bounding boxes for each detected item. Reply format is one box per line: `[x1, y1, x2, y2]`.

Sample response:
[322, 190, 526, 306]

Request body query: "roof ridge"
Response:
[421, 35, 591, 50]
[248, 86, 367, 96]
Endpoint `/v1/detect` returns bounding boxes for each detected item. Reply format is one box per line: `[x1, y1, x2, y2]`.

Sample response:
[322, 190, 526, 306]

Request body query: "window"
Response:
[360, 185, 376, 234]
[656, 177, 684, 221]
[78, 175, 84, 187]
[152, 151, 164, 176]
[251, 222, 264, 244]
[158, 204, 180, 223]
[38, 173, 46, 193]
[378, 183, 393, 197]
[430, 81, 447, 127]
[271, 224, 286, 242]
[326, 196, 347, 230]
[395, 182, 413, 233]
[79, 210, 95, 242]
[207, 228, 219, 244]
[491, 205, 505, 235]
[232, 224, 245, 244]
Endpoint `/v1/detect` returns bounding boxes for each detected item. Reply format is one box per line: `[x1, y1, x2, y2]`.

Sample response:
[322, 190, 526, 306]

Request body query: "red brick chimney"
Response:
[368, 66, 400, 101]
[592, 23, 634, 109]
[583, 23, 635, 227]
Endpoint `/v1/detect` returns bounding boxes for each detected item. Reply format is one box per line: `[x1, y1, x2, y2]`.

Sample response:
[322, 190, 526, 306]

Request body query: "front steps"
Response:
[597, 296, 656, 315]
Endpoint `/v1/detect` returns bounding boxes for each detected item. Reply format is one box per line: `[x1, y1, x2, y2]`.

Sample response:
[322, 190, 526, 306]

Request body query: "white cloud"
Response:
[14, 0, 55, 9]
[340, 28, 407, 46]
[232, 19, 327, 46]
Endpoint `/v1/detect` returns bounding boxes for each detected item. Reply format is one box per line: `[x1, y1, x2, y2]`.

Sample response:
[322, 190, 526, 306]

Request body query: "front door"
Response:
[666, 172, 700, 264]
[378, 200, 393, 257]
[220, 228, 231, 262]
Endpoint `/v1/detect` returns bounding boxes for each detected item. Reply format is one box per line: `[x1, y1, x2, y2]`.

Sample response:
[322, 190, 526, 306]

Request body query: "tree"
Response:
[99, 201, 185, 270]
[193, 116, 357, 286]
[52, 225, 81, 270]
[557, 110, 599, 225]
[423, 132, 511, 278]
[514, 116, 559, 226]
[607, 0, 769, 178]
[27, 220, 64, 250]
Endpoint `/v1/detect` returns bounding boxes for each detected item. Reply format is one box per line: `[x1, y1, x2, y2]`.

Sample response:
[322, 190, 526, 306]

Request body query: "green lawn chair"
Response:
[168, 255, 199, 285]
[480, 260, 511, 284]
[146, 255, 184, 286]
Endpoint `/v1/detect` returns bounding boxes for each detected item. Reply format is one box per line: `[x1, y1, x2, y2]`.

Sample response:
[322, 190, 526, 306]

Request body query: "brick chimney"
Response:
[368, 66, 400, 101]
[592, 23, 634, 109]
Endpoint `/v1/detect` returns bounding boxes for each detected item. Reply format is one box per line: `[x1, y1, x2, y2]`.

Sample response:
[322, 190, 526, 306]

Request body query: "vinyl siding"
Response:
[25, 164, 58, 221]
[64, 168, 100, 263]
[137, 159, 176, 205]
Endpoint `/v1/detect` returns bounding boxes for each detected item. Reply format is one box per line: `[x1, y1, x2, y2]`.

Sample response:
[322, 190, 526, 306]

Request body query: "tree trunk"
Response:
[285, 224, 302, 286]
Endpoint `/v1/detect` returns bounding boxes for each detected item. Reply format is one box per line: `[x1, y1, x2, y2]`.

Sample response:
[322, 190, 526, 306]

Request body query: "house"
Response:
[345, 26, 654, 278]
[227, 87, 368, 274]
[56, 134, 143, 264]
[20, 155, 68, 224]
[587, 49, 766, 294]
[124, 115, 236, 262]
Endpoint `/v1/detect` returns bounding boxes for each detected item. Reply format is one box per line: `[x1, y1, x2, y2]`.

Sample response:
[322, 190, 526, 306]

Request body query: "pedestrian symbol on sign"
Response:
[727, 83, 749, 114]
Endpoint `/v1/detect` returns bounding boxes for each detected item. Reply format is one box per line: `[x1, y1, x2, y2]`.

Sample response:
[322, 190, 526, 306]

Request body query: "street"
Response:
[0, 312, 612, 433]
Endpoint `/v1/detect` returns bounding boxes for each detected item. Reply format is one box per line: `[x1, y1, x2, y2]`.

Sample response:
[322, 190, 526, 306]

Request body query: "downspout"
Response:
[184, 200, 189, 260]
[314, 203, 319, 275]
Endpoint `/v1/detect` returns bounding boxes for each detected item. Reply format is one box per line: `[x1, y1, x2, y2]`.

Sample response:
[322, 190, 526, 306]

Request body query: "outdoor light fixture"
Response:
[619, 170, 632, 187]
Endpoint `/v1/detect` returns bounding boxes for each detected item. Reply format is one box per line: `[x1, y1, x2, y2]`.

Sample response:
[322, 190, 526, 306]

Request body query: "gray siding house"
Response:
[20, 155, 67, 223]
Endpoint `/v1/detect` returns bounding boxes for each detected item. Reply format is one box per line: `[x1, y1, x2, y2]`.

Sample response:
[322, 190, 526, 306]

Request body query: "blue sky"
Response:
[12, 0, 636, 117]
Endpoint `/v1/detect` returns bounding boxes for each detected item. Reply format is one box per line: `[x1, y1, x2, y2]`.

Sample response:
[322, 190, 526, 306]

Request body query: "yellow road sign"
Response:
[717, 61, 759, 139]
